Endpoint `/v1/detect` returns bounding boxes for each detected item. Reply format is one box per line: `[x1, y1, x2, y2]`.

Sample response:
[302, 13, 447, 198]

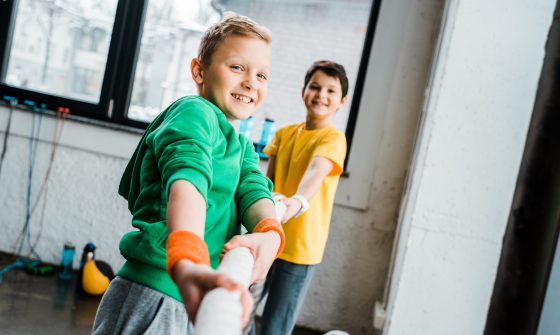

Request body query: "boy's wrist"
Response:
[290, 194, 309, 218]
[166, 230, 210, 281]
[252, 218, 285, 257]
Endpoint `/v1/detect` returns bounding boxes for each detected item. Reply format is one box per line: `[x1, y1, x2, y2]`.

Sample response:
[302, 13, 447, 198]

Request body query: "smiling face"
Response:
[302, 70, 348, 129]
[191, 35, 270, 122]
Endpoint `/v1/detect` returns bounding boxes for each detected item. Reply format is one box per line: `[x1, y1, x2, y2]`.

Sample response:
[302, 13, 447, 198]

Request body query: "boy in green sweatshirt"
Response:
[92, 14, 285, 334]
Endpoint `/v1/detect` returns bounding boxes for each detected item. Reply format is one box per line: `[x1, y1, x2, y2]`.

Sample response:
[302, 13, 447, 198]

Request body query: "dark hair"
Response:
[303, 60, 349, 98]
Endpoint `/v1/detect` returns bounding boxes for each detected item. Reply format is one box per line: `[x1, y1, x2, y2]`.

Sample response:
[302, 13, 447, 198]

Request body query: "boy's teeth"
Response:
[233, 94, 251, 103]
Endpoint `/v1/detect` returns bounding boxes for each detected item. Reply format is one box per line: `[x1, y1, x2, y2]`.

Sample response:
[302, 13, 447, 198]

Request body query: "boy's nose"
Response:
[243, 77, 258, 90]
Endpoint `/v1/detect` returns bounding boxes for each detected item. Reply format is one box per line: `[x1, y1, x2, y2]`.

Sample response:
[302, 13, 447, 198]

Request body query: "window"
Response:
[0, 0, 381, 161]
[2, 0, 118, 104]
[127, 1, 211, 122]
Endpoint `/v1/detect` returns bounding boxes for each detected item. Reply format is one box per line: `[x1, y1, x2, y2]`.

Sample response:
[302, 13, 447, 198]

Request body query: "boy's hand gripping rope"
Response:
[194, 247, 254, 335]
[194, 216, 285, 334]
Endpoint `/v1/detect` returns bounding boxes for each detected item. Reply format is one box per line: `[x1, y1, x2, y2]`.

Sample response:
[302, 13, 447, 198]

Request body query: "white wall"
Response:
[0, 110, 137, 269]
[383, 1, 556, 335]
[0, 0, 444, 334]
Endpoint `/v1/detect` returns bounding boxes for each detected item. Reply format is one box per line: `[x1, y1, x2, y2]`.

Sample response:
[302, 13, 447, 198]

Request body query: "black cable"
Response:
[15, 103, 44, 260]
[31, 110, 68, 251]
[0, 100, 16, 177]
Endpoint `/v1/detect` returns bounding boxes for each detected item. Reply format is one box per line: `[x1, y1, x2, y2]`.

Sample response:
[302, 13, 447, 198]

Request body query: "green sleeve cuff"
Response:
[165, 169, 210, 202]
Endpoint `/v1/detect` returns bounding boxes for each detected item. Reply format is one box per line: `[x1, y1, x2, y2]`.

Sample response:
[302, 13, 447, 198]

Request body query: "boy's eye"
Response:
[257, 73, 268, 80]
[231, 65, 243, 71]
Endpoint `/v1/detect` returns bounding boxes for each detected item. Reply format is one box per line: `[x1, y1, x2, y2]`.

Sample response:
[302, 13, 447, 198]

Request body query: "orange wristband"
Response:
[166, 230, 210, 280]
[253, 218, 286, 258]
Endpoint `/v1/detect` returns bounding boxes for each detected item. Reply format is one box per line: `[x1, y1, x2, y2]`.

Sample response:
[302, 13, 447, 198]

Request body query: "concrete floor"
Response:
[0, 265, 97, 334]
[0, 254, 322, 335]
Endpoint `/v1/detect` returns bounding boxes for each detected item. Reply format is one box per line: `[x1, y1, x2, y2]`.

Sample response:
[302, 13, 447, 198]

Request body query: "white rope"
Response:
[194, 247, 254, 335]
[194, 198, 285, 334]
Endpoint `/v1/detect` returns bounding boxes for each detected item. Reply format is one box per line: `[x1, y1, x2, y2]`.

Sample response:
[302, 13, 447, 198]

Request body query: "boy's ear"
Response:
[335, 96, 349, 113]
[190, 58, 204, 85]
[340, 95, 349, 106]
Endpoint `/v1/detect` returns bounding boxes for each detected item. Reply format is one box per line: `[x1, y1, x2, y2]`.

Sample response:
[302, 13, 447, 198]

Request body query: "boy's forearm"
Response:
[242, 198, 276, 232]
[295, 156, 333, 200]
[266, 155, 276, 182]
[166, 180, 211, 285]
[167, 179, 206, 237]
[241, 199, 285, 260]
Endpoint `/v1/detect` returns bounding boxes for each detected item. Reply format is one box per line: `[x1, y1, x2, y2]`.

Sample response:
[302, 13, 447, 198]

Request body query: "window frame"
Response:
[343, 0, 382, 171]
[0, 0, 382, 166]
[0, 0, 148, 127]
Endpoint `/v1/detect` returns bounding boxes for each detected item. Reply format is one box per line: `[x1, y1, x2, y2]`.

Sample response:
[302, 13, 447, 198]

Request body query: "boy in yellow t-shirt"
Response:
[258, 60, 348, 335]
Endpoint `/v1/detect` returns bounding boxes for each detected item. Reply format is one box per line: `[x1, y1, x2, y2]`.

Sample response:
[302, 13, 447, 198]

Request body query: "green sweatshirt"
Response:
[117, 96, 272, 301]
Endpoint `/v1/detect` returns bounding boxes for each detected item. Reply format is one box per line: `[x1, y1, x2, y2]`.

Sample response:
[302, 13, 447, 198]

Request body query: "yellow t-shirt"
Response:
[263, 123, 346, 264]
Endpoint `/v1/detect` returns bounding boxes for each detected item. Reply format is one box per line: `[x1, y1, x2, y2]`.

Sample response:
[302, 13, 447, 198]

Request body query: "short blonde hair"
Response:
[198, 12, 271, 68]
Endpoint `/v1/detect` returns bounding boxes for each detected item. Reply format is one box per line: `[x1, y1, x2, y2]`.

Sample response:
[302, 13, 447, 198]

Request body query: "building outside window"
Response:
[0, 0, 375, 143]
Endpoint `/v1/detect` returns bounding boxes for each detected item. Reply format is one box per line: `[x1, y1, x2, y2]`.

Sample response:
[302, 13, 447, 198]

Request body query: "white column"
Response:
[384, 1, 556, 334]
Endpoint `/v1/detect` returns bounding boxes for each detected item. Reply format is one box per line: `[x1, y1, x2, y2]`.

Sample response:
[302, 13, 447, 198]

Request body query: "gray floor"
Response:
[0, 265, 97, 334]
[0, 254, 322, 335]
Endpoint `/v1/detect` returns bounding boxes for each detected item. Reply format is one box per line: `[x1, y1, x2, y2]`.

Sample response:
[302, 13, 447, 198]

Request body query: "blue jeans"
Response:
[256, 259, 317, 335]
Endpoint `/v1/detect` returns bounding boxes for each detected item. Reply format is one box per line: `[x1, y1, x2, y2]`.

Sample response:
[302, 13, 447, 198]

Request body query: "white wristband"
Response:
[291, 194, 309, 218]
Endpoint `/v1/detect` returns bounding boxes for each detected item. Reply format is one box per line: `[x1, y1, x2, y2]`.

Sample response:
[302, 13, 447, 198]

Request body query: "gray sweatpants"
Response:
[92, 276, 264, 335]
[92, 277, 193, 335]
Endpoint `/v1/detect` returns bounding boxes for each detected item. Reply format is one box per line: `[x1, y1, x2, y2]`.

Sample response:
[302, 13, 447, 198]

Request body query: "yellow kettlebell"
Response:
[80, 243, 114, 295]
